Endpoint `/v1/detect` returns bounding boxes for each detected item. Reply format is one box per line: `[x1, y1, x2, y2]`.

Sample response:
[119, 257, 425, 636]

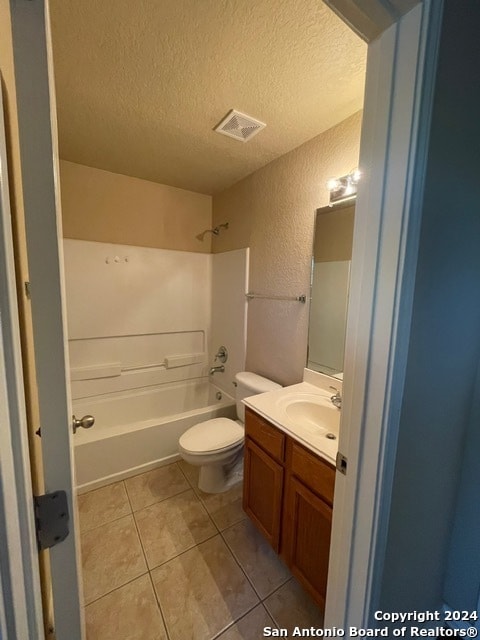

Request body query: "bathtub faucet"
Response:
[209, 365, 225, 375]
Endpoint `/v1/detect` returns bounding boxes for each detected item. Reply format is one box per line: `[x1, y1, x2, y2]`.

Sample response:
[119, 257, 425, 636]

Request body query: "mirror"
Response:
[307, 202, 355, 378]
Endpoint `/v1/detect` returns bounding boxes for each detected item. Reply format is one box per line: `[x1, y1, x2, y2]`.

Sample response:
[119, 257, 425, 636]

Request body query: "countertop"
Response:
[243, 380, 340, 466]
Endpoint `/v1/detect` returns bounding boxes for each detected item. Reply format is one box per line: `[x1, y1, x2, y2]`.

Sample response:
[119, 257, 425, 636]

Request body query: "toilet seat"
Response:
[179, 418, 243, 455]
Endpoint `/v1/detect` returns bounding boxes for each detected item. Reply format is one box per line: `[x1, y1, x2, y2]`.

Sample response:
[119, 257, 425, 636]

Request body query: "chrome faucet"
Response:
[329, 386, 342, 409]
[209, 365, 225, 375]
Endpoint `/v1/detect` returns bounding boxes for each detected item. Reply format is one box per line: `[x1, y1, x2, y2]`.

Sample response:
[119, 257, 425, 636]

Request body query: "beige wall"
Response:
[60, 160, 213, 252]
[314, 204, 355, 263]
[212, 111, 362, 385]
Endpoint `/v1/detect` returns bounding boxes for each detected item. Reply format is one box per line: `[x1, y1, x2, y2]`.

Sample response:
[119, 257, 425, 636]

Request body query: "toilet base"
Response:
[198, 451, 244, 493]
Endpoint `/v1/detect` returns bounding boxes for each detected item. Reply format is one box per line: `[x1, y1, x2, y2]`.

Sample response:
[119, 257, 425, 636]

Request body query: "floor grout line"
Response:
[124, 480, 151, 570]
[79, 510, 133, 535]
[261, 602, 279, 630]
[175, 460, 197, 489]
[176, 463, 225, 535]
[130, 486, 192, 518]
[218, 513, 292, 603]
[124, 478, 173, 639]
[210, 600, 264, 640]
[83, 473, 174, 637]
[84, 570, 150, 607]
[80, 466, 320, 638]
[176, 464, 273, 606]
[78, 480, 133, 534]
[147, 570, 171, 640]
[124, 464, 192, 512]
[218, 526, 264, 603]
[147, 530, 220, 572]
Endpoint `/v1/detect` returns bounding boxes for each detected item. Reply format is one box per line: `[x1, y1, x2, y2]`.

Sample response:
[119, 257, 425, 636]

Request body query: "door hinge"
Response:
[336, 451, 348, 475]
[24, 281, 31, 299]
[34, 491, 70, 551]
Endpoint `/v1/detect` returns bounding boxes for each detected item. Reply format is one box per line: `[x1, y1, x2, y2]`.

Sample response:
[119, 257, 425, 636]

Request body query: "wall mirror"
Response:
[307, 201, 355, 378]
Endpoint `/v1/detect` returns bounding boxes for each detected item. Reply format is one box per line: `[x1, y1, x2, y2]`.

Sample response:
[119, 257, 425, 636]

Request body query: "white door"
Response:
[8, 1, 84, 638]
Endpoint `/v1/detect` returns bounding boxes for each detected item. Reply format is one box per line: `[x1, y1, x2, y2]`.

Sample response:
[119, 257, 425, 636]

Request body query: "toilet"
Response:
[178, 372, 281, 493]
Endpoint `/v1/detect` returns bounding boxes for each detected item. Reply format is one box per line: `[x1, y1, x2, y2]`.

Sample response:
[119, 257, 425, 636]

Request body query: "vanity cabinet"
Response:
[243, 407, 335, 610]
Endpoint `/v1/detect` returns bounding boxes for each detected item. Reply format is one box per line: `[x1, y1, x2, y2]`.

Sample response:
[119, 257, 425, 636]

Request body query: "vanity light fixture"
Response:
[326, 169, 361, 205]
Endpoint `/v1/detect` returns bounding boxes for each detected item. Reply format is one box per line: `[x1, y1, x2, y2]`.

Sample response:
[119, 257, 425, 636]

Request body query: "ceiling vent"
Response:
[214, 109, 266, 142]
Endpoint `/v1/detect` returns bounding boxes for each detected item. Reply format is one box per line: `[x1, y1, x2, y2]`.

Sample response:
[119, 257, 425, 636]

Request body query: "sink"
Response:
[285, 401, 332, 433]
[243, 381, 341, 462]
[277, 392, 339, 437]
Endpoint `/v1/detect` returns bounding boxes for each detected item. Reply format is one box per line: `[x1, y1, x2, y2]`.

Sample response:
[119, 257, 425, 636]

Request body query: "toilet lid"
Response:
[179, 418, 243, 453]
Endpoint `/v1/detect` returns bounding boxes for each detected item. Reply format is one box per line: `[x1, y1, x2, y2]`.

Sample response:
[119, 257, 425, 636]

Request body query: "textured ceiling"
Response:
[49, 0, 366, 195]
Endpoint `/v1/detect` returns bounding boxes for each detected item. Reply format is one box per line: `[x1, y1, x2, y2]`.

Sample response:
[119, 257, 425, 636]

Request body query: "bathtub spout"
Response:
[209, 365, 225, 375]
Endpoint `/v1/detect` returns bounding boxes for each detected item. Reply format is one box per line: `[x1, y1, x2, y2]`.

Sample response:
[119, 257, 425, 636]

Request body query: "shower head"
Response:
[196, 222, 229, 241]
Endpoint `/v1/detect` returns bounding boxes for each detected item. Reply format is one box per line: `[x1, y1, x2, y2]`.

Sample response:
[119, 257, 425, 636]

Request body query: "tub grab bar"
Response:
[70, 363, 121, 380]
[246, 292, 307, 303]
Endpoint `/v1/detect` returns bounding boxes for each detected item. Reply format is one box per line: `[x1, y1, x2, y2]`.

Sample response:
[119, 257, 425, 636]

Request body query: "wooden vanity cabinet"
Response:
[243, 407, 335, 610]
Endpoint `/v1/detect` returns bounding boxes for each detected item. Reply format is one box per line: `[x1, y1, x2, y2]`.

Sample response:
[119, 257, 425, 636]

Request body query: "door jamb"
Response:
[0, 81, 44, 639]
[326, 0, 444, 626]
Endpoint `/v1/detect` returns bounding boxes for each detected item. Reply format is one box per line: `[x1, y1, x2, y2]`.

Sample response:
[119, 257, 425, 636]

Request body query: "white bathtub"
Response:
[73, 379, 236, 492]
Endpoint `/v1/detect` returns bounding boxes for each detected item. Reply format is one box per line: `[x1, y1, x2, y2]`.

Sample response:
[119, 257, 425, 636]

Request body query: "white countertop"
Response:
[243, 379, 340, 466]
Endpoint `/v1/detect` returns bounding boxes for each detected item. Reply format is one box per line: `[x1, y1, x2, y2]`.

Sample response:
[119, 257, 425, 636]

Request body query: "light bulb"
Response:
[351, 169, 362, 183]
[327, 178, 340, 191]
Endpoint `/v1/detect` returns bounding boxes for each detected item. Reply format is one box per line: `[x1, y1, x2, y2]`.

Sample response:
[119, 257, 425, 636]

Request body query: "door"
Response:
[8, 1, 85, 638]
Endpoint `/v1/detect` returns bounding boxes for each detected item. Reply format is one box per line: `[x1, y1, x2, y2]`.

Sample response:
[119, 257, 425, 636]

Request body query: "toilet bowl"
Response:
[178, 372, 281, 493]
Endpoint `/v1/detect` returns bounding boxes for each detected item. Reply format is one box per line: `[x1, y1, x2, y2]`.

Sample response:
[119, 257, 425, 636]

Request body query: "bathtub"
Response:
[73, 378, 236, 492]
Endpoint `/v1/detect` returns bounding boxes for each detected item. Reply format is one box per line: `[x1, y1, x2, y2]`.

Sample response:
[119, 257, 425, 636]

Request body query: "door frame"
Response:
[326, 0, 444, 626]
[0, 0, 444, 637]
[3, 0, 85, 638]
[0, 81, 44, 639]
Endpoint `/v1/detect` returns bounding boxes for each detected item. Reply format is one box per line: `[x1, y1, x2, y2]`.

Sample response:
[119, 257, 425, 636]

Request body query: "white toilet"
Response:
[178, 372, 281, 493]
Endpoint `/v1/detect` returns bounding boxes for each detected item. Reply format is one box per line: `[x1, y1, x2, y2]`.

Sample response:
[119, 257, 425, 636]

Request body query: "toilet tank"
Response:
[235, 372, 281, 423]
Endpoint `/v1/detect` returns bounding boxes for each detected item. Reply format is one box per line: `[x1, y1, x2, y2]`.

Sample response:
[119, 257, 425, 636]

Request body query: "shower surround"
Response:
[63, 239, 248, 491]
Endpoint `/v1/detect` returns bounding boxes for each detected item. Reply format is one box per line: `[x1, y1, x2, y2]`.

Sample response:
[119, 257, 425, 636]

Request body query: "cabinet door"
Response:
[243, 437, 284, 551]
[283, 474, 332, 609]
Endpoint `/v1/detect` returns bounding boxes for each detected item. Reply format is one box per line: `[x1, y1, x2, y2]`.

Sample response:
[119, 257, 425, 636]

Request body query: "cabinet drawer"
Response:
[288, 440, 335, 505]
[245, 408, 285, 463]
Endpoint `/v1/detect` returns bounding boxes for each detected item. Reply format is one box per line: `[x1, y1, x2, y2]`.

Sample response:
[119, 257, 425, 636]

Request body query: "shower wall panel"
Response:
[63, 239, 212, 399]
[210, 248, 249, 394]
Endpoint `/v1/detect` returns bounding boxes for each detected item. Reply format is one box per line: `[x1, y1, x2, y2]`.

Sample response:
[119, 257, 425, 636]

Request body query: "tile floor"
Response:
[78, 460, 324, 640]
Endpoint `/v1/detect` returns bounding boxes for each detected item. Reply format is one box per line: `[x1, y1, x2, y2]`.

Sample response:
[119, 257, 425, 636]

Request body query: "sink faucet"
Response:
[329, 386, 342, 409]
[209, 365, 225, 375]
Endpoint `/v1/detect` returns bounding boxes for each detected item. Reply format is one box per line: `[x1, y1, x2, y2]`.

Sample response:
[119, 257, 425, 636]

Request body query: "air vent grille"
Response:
[214, 109, 266, 142]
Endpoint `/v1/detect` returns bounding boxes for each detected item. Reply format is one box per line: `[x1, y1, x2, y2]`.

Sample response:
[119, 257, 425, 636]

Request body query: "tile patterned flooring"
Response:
[78, 460, 323, 640]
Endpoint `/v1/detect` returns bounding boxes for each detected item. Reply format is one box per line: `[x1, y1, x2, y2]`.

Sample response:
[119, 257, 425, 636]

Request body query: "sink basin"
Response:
[277, 392, 339, 437]
[285, 401, 332, 434]
[243, 381, 341, 461]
